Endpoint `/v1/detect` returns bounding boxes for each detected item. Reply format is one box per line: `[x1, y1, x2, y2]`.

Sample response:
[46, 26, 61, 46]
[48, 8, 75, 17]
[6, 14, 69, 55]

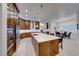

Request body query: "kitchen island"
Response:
[31, 33, 60, 56]
[20, 30, 40, 39]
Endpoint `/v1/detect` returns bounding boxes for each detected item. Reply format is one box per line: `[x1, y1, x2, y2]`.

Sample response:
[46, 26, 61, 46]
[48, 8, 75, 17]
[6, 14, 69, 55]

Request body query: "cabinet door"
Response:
[50, 40, 59, 56]
[20, 20, 25, 29]
[25, 21, 30, 29]
[7, 18, 15, 26]
[39, 42, 50, 56]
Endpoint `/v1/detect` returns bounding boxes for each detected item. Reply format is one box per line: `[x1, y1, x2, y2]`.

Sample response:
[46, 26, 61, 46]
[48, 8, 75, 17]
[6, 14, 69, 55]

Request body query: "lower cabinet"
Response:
[20, 33, 32, 39]
[39, 42, 50, 56]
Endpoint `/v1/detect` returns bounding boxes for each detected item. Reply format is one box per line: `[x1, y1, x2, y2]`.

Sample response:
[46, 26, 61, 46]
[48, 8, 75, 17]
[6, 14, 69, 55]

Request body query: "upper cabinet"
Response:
[19, 19, 25, 30]
[19, 18, 40, 30]
[7, 3, 19, 26]
[19, 18, 30, 30]
[25, 20, 30, 29]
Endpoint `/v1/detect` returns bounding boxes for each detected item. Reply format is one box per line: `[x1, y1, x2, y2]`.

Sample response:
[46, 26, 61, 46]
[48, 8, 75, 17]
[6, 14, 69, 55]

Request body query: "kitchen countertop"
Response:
[20, 30, 40, 34]
[31, 33, 60, 43]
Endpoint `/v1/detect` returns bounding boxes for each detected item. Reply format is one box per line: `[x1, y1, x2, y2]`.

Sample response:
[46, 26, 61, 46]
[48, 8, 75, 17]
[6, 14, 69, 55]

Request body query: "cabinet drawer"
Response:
[50, 49, 59, 56]
[50, 40, 59, 56]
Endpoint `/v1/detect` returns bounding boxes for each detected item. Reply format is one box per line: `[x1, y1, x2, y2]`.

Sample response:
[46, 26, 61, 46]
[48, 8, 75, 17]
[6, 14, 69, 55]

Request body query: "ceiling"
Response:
[16, 3, 79, 22]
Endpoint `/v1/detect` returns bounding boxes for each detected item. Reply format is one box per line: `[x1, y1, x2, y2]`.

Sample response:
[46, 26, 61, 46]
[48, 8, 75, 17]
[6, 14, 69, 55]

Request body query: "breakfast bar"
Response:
[31, 33, 60, 56]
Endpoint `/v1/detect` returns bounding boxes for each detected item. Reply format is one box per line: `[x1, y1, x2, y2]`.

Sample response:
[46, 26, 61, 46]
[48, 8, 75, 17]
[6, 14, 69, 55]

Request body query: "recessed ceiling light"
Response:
[25, 9, 28, 12]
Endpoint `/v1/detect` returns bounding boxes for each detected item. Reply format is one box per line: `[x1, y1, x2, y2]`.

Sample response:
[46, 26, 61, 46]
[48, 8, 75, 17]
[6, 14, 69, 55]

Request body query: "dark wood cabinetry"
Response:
[19, 19, 25, 29]
[20, 33, 32, 39]
[7, 3, 19, 56]
[50, 40, 59, 55]
[7, 18, 16, 56]
[31, 33, 59, 56]
[19, 19, 30, 30]
[25, 20, 30, 29]
[19, 18, 40, 30]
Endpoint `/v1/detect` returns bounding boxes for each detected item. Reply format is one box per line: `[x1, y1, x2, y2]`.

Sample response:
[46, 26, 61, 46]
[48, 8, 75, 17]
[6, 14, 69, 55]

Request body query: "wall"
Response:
[49, 15, 77, 41]
[2, 3, 7, 56]
[77, 30, 79, 44]
[40, 22, 46, 30]
[56, 18, 77, 33]
[40, 19, 50, 32]
[0, 4, 2, 55]
[49, 20, 56, 33]
[57, 17, 77, 40]
[77, 12, 79, 44]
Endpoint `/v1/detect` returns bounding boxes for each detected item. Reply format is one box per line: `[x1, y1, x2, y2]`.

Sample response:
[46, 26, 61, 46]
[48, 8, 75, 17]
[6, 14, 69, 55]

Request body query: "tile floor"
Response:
[13, 38, 36, 56]
[13, 37, 79, 56]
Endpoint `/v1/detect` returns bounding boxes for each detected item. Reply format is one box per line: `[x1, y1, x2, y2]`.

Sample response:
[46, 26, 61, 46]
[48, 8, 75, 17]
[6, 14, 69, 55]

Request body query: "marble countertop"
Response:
[32, 33, 60, 43]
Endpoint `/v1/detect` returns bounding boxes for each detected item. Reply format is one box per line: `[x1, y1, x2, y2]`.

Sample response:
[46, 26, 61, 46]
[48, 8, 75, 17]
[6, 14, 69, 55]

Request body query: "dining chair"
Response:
[55, 31, 61, 37]
[55, 31, 63, 49]
[46, 31, 49, 34]
[50, 33, 54, 36]
[67, 32, 72, 39]
[63, 31, 67, 38]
